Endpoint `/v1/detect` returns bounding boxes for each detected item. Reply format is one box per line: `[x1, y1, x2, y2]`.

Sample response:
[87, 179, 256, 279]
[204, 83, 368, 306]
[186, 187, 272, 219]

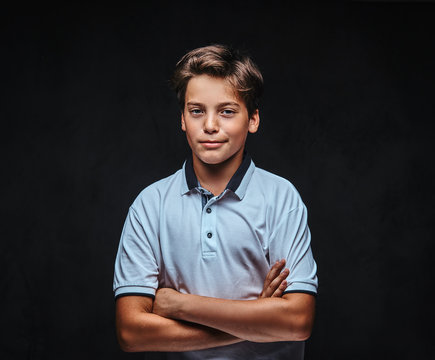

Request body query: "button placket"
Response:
[201, 196, 217, 258]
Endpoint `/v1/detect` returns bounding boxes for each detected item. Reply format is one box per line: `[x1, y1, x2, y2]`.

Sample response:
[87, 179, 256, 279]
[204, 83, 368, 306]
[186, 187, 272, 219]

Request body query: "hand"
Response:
[259, 259, 289, 298]
[153, 288, 183, 319]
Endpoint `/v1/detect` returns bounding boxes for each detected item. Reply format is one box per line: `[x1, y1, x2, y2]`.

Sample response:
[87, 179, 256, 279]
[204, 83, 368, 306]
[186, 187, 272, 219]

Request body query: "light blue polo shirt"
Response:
[113, 154, 318, 359]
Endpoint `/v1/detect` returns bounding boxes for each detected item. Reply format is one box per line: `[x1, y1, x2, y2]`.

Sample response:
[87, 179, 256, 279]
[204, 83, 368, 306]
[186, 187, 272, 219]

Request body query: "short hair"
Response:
[171, 44, 263, 117]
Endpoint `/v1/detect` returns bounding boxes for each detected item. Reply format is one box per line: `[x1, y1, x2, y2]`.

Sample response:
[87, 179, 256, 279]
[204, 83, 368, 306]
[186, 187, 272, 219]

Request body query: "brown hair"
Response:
[171, 44, 263, 117]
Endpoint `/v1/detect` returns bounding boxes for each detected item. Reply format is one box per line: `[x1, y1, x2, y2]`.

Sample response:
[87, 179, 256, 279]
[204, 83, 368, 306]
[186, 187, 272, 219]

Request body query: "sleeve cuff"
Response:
[114, 285, 156, 299]
[283, 289, 317, 297]
[284, 281, 317, 296]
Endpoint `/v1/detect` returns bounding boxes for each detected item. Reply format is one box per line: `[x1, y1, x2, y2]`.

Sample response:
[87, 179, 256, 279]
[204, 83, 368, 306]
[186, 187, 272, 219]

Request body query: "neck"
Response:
[192, 148, 244, 196]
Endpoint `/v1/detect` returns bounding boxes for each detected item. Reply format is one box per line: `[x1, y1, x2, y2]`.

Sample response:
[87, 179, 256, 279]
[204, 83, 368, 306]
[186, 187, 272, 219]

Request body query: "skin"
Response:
[116, 75, 315, 352]
[181, 74, 260, 195]
[116, 260, 295, 352]
[152, 289, 314, 343]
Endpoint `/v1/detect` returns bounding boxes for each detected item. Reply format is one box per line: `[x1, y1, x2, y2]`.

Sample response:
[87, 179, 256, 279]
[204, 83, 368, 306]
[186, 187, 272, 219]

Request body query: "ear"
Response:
[248, 109, 260, 134]
[181, 111, 186, 132]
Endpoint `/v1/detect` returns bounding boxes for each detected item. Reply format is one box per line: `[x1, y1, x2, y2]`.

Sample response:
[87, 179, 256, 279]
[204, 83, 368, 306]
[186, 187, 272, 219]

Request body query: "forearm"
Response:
[166, 293, 314, 343]
[117, 309, 242, 352]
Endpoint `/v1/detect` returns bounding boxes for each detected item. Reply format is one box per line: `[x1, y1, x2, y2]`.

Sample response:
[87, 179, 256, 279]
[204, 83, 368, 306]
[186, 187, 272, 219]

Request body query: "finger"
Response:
[271, 280, 288, 298]
[263, 259, 285, 290]
[265, 267, 289, 297]
[263, 259, 286, 287]
[261, 266, 288, 298]
[260, 260, 286, 298]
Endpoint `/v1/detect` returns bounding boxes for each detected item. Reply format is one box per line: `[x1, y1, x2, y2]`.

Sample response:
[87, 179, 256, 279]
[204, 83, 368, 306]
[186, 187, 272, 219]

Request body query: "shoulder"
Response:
[251, 166, 305, 211]
[131, 168, 184, 212]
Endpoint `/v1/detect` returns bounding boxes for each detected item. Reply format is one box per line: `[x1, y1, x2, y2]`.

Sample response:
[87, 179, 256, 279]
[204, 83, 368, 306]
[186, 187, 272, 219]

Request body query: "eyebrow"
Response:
[186, 101, 241, 108]
[218, 102, 241, 108]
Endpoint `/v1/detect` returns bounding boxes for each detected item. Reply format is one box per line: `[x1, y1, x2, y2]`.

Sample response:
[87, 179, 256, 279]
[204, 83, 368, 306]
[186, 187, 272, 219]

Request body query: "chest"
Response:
[157, 191, 271, 298]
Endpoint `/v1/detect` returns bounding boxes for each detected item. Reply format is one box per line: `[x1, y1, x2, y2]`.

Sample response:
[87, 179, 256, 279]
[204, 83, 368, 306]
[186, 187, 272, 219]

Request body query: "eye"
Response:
[190, 109, 203, 116]
[221, 109, 236, 116]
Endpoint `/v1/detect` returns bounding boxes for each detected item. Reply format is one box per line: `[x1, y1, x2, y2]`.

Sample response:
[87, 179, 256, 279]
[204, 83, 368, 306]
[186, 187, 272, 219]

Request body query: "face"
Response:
[181, 74, 259, 166]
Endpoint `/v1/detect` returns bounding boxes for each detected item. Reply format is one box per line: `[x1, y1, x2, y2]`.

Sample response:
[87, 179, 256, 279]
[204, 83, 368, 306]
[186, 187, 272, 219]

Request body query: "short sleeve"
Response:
[269, 205, 318, 296]
[113, 205, 159, 299]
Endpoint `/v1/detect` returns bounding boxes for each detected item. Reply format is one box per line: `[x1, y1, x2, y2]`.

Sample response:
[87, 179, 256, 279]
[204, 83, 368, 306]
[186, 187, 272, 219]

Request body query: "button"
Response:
[207, 232, 212, 238]
[206, 208, 212, 214]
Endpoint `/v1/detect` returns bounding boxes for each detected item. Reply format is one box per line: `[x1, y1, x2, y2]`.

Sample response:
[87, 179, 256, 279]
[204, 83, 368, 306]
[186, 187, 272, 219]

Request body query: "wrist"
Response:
[174, 292, 188, 320]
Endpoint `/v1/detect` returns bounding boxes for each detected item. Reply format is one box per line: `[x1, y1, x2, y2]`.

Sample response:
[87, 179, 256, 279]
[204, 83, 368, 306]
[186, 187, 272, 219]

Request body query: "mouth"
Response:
[199, 140, 227, 149]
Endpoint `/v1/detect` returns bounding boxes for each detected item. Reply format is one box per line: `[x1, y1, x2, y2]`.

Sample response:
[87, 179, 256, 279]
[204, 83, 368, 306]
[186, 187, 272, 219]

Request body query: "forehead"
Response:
[185, 74, 241, 104]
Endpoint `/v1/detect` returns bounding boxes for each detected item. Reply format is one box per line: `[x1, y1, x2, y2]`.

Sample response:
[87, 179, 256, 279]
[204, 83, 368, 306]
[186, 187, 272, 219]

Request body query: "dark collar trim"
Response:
[185, 152, 252, 193]
[185, 156, 198, 190]
[226, 152, 252, 192]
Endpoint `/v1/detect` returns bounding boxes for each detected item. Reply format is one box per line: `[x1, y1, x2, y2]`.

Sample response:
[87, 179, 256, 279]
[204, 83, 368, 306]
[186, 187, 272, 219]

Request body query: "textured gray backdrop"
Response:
[2, 2, 434, 359]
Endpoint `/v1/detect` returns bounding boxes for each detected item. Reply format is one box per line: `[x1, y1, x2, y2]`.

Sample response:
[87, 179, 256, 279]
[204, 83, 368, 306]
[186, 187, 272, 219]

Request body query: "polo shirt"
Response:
[113, 153, 318, 359]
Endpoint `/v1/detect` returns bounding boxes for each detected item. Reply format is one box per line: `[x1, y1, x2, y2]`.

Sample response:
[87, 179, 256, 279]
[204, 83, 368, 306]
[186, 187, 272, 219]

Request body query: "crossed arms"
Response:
[116, 259, 315, 352]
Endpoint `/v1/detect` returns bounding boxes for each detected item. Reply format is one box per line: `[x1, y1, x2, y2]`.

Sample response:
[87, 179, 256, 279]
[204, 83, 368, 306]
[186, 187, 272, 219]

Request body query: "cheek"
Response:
[184, 125, 198, 144]
[226, 124, 249, 140]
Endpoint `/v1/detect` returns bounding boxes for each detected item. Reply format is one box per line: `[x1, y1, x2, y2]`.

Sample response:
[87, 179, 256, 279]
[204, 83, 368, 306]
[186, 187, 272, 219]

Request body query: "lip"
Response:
[200, 140, 226, 149]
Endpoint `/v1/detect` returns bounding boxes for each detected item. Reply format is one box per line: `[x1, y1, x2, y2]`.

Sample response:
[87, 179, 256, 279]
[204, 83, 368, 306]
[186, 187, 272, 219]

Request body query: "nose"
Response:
[203, 113, 219, 134]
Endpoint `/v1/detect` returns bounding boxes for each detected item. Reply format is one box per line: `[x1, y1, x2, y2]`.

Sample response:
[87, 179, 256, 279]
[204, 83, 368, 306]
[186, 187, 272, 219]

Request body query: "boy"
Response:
[113, 44, 318, 359]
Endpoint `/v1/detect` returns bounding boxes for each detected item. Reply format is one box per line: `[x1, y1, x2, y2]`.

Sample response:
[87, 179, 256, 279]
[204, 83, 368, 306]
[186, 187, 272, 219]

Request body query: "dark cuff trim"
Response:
[114, 292, 155, 301]
[283, 290, 317, 297]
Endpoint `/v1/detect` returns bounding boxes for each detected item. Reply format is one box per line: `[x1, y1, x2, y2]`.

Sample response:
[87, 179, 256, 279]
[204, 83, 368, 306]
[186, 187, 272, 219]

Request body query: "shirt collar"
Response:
[181, 152, 255, 200]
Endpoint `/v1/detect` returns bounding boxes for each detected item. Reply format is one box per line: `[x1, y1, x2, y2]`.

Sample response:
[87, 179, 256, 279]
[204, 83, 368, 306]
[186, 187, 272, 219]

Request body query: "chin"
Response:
[196, 151, 231, 165]
[198, 156, 228, 165]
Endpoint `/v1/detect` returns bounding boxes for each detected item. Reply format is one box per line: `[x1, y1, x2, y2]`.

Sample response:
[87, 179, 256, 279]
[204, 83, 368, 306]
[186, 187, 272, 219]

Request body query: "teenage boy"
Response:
[113, 44, 318, 359]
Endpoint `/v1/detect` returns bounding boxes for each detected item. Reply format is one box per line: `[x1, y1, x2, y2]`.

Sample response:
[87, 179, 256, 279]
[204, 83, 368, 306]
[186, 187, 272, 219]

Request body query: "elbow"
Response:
[293, 325, 312, 341]
[117, 322, 160, 352]
[280, 294, 316, 341]
[117, 328, 137, 352]
[117, 327, 147, 353]
[116, 296, 156, 352]
[118, 342, 136, 353]
[294, 311, 314, 341]
[285, 313, 314, 342]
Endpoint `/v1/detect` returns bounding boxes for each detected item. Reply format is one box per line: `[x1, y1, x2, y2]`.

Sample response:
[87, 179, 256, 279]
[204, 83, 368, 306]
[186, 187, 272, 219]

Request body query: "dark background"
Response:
[2, 1, 434, 359]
